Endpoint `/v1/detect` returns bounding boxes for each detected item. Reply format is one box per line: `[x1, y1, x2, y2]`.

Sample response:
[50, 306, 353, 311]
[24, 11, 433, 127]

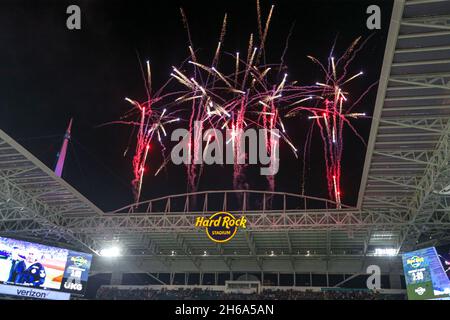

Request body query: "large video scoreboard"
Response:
[402, 247, 450, 300]
[0, 236, 92, 300]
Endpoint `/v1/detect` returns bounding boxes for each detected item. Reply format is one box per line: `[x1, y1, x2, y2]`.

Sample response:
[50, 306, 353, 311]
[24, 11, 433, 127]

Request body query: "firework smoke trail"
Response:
[172, 60, 292, 193]
[173, 7, 366, 203]
[110, 2, 373, 209]
[285, 45, 368, 208]
[127, 101, 180, 202]
[173, 4, 301, 194]
[104, 60, 182, 203]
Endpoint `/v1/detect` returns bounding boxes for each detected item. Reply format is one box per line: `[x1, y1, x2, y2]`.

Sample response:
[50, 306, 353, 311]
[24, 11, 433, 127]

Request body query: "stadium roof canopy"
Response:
[0, 0, 449, 275]
[358, 0, 450, 252]
[0, 129, 103, 253]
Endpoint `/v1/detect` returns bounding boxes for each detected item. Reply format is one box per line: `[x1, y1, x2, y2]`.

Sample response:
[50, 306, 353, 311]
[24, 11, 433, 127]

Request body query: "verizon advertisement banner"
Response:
[0, 284, 71, 300]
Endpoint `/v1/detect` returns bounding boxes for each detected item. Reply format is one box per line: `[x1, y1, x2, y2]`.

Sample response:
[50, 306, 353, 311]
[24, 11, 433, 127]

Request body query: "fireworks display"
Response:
[112, 1, 374, 208]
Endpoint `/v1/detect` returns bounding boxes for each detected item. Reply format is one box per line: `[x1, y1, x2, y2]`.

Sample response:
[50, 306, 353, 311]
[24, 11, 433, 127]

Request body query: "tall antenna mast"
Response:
[55, 118, 73, 177]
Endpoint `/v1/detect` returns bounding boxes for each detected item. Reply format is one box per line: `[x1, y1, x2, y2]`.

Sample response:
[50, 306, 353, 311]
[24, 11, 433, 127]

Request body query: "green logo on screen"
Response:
[407, 256, 424, 268]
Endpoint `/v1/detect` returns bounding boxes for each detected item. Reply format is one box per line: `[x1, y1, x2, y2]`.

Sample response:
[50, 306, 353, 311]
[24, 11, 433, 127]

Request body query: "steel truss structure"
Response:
[0, 0, 449, 275]
[359, 0, 450, 255]
[0, 129, 103, 254]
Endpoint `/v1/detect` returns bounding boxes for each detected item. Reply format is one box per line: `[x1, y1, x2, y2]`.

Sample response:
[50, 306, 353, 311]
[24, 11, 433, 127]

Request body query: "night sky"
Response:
[0, 0, 393, 211]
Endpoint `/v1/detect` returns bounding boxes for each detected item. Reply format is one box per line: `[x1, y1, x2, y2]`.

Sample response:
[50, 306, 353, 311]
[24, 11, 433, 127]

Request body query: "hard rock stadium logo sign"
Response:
[407, 256, 424, 269]
[71, 256, 88, 268]
[195, 212, 247, 243]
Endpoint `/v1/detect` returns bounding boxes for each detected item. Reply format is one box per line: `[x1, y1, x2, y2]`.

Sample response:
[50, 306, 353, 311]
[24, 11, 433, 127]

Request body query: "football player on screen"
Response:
[15, 248, 46, 287]
[7, 246, 26, 283]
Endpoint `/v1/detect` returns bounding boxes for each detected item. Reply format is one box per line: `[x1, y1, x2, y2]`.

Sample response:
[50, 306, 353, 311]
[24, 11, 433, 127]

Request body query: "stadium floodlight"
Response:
[99, 246, 121, 257]
[374, 248, 397, 256]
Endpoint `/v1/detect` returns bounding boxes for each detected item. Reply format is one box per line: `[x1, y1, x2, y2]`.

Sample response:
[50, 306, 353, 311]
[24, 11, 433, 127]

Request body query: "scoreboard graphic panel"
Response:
[402, 247, 450, 300]
[0, 236, 92, 299]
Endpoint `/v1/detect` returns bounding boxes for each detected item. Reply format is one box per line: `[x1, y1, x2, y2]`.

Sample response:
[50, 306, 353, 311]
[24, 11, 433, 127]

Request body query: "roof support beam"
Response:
[405, 0, 450, 5]
[216, 243, 232, 271]
[373, 150, 435, 166]
[0, 174, 100, 254]
[398, 30, 450, 39]
[357, 0, 405, 208]
[396, 45, 450, 53]
[385, 94, 450, 101]
[285, 231, 295, 271]
[174, 234, 202, 271]
[379, 118, 448, 133]
[368, 175, 424, 191]
[389, 78, 450, 90]
[244, 231, 263, 271]
[398, 121, 450, 251]
[402, 22, 450, 30]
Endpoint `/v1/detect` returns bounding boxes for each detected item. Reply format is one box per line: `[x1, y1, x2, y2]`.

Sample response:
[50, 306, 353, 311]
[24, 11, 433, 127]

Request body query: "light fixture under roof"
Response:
[374, 248, 397, 257]
[99, 246, 121, 257]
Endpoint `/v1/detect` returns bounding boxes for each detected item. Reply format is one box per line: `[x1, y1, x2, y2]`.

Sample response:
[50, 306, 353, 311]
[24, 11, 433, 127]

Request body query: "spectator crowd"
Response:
[96, 287, 405, 300]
